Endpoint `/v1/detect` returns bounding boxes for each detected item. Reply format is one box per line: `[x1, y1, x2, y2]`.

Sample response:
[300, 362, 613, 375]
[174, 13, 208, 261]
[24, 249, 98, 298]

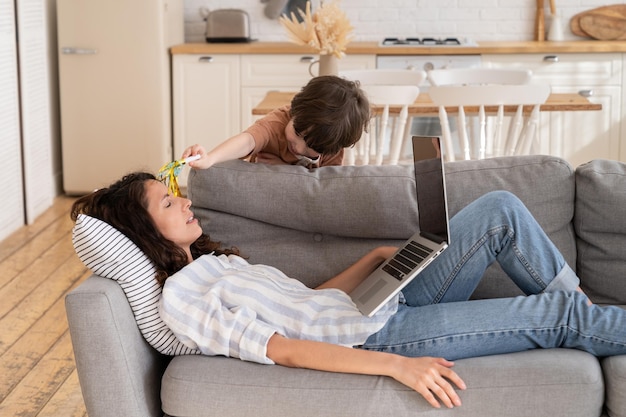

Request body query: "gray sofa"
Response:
[66, 155, 626, 417]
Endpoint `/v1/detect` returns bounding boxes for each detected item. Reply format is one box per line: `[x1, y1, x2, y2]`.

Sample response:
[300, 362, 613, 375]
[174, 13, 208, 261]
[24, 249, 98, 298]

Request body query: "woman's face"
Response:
[144, 180, 202, 254]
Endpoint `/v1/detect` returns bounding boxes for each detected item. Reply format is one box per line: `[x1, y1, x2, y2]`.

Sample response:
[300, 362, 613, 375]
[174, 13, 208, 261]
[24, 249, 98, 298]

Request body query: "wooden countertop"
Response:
[171, 40, 626, 55]
[252, 91, 602, 116]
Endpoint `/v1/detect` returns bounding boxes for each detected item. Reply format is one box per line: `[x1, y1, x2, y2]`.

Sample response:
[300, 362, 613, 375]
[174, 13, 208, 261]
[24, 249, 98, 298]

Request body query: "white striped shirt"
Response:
[159, 254, 398, 364]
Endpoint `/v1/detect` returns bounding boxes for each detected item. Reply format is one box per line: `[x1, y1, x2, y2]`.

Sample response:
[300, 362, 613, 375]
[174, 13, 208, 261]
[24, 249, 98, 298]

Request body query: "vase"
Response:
[547, 14, 564, 41]
[308, 54, 339, 77]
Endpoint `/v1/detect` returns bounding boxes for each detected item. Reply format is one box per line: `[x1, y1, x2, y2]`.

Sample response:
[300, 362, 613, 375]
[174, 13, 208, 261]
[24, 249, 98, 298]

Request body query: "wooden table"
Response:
[252, 91, 602, 116]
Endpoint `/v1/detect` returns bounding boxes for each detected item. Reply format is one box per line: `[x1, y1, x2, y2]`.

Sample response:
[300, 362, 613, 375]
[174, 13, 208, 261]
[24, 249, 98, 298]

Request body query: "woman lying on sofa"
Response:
[71, 171, 626, 410]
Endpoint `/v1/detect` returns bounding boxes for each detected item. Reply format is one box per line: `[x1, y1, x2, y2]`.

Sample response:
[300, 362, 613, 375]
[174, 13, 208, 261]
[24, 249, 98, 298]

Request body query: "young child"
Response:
[182, 75, 371, 169]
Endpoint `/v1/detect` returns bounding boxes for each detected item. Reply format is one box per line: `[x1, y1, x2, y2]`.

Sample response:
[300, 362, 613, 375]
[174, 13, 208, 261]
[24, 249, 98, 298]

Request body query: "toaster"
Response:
[205, 9, 252, 43]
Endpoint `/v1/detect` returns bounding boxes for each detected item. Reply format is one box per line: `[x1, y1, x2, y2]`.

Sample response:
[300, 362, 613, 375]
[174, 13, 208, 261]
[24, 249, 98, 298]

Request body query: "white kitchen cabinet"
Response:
[240, 54, 376, 130]
[172, 54, 241, 160]
[482, 53, 622, 168]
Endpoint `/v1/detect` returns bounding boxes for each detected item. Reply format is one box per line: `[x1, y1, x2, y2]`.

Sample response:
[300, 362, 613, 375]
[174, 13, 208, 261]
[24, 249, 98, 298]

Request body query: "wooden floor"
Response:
[0, 196, 88, 417]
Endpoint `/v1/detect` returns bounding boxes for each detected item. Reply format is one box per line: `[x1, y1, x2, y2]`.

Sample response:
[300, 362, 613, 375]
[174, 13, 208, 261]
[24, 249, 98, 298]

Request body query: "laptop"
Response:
[350, 136, 451, 317]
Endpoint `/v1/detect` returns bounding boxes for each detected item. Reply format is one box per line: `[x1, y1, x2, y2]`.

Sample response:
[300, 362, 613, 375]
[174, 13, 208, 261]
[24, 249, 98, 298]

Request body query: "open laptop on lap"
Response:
[350, 136, 451, 317]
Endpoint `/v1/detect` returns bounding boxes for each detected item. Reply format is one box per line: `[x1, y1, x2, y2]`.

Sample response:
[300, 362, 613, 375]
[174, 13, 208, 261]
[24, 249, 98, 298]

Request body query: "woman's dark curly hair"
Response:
[70, 172, 239, 286]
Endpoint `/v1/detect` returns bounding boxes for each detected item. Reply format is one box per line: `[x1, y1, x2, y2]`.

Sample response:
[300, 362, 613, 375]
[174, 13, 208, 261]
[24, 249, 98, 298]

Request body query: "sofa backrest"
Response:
[189, 155, 576, 299]
[575, 159, 626, 304]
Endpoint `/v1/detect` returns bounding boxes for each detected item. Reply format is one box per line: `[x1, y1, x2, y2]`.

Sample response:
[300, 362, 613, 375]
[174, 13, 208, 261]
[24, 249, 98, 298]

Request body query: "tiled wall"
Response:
[184, 0, 613, 43]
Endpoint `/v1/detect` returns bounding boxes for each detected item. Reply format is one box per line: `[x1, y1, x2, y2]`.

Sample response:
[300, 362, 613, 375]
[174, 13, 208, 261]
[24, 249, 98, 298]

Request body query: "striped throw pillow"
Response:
[72, 214, 200, 356]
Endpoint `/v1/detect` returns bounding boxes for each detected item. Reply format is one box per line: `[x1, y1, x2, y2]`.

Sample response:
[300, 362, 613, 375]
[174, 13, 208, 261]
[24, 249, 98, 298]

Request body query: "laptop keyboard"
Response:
[382, 241, 433, 281]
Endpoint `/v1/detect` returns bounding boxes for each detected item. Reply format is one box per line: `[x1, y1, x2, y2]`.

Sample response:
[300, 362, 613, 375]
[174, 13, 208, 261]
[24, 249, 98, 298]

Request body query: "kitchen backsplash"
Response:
[183, 0, 615, 43]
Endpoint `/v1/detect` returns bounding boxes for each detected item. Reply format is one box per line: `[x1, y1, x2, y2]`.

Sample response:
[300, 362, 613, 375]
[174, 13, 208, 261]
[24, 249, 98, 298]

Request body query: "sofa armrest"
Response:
[65, 275, 168, 417]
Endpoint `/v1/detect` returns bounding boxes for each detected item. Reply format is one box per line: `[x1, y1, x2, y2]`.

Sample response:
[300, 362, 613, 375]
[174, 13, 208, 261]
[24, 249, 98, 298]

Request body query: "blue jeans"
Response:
[362, 191, 626, 360]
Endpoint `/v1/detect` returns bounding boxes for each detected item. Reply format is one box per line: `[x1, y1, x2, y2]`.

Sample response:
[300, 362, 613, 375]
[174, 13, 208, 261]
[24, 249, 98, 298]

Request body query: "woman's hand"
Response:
[391, 356, 466, 409]
[376, 246, 398, 260]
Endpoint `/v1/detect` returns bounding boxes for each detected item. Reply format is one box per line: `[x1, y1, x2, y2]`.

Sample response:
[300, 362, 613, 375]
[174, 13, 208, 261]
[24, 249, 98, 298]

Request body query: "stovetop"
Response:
[380, 37, 477, 47]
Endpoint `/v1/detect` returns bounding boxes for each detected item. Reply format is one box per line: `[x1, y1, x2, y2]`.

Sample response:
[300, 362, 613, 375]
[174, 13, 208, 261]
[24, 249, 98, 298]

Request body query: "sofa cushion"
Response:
[190, 160, 419, 239]
[188, 156, 576, 297]
[161, 349, 603, 417]
[603, 356, 626, 417]
[575, 159, 626, 304]
[444, 156, 576, 298]
[72, 214, 200, 356]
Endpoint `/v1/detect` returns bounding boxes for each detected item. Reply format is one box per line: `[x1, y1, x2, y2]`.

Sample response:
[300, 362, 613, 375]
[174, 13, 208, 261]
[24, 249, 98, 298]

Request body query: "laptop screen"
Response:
[412, 136, 450, 244]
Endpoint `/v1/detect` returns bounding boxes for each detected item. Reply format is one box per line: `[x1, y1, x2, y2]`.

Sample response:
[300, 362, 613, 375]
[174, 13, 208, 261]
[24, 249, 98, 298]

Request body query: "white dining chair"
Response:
[340, 69, 426, 165]
[428, 68, 533, 86]
[427, 68, 551, 161]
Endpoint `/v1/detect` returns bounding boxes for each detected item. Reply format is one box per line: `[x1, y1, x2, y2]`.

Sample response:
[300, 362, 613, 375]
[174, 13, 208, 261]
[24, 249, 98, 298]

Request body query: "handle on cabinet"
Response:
[300, 56, 316, 63]
[198, 56, 214, 63]
[61, 47, 98, 55]
[543, 55, 559, 63]
[578, 90, 593, 97]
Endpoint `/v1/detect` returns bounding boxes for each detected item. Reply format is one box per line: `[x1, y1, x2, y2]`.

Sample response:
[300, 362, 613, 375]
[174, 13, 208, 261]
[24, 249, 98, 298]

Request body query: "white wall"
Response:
[183, 0, 615, 43]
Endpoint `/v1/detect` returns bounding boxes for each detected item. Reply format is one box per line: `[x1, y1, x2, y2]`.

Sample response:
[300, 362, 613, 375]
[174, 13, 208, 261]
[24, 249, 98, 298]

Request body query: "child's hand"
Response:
[181, 145, 212, 169]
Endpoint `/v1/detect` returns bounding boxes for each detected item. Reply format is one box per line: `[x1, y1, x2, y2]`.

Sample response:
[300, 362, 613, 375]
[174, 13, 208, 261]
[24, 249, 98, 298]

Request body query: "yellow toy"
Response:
[157, 155, 201, 197]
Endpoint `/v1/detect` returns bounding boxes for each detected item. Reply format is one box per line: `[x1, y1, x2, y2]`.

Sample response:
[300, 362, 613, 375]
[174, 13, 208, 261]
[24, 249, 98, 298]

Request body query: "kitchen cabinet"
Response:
[482, 53, 622, 168]
[172, 54, 240, 186]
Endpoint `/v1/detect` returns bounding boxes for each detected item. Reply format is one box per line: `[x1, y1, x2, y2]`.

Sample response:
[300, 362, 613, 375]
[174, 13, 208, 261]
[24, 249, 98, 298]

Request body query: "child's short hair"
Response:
[290, 75, 371, 156]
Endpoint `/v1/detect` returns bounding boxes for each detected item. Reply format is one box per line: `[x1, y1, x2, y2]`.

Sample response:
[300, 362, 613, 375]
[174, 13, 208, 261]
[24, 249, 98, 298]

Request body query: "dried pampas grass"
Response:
[279, 0, 354, 58]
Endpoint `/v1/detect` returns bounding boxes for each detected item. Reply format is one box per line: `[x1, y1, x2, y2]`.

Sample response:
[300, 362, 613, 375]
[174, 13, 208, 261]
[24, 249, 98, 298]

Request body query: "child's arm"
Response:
[315, 246, 397, 293]
[266, 334, 466, 409]
[182, 132, 256, 169]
